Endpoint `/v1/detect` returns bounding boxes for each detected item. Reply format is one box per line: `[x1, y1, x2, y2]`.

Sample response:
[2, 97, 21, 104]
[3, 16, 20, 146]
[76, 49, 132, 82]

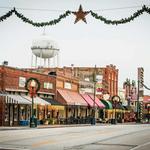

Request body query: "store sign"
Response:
[19, 77, 26, 87]
[96, 75, 103, 82]
[96, 75, 103, 94]
[44, 82, 53, 89]
[64, 82, 71, 89]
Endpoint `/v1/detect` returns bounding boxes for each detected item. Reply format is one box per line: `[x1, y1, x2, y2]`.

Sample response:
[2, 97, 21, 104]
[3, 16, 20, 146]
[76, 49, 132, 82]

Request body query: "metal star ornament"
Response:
[73, 5, 89, 24]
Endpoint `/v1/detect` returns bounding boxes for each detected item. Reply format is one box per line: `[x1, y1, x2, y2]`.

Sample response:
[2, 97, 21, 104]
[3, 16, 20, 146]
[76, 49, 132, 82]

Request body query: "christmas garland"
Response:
[90, 5, 150, 25]
[25, 77, 40, 92]
[0, 5, 150, 26]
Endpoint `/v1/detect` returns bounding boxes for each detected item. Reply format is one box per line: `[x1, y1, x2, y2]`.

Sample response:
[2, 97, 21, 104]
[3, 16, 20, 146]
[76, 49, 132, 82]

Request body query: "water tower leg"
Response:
[44, 59, 46, 67]
[40, 50, 42, 67]
[31, 54, 33, 68]
[48, 58, 50, 68]
[57, 53, 59, 67]
[53, 57, 55, 67]
[35, 56, 37, 68]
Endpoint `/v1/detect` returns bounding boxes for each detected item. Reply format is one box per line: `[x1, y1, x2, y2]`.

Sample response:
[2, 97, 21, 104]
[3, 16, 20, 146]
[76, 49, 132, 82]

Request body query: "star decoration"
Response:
[73, 5, 89, 24]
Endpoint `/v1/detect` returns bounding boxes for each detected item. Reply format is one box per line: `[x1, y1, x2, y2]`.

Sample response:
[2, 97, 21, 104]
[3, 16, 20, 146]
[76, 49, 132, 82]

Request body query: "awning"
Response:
[57, 89, 88, 106]
[88, 94, 105, 108]
[80, 94, 95, 107]
[43, 98, 65, 110]
[101, 99, 113, 109]
[48, 105, 65, 111]
[42, 98, 62, 105]
[23, 96, 50, 105]
[6, 95, 31, 104]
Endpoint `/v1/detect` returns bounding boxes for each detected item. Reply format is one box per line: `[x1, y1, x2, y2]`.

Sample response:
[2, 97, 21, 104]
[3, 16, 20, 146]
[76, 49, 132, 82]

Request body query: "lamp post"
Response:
[25, 78, 40, 128]
[92, 65, 96, 125]
[30, 80, 36, 128]
[112, 95, 120, 124]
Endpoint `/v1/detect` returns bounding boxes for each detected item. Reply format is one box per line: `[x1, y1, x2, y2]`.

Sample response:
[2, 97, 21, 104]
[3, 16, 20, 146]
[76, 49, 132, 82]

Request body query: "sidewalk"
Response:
[0, 123, 109, 130]
[0, 122, 139, 131]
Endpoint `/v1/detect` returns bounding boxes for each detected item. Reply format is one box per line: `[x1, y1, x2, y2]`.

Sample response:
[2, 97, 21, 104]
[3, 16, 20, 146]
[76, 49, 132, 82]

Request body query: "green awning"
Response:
[101, 99, 113, 109]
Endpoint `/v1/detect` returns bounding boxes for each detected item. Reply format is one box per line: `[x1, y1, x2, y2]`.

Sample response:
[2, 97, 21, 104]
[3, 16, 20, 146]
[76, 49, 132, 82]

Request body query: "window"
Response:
[44, 82, 53, 89]
[19, 77, 26, 87]
[64, 82, 71, 89]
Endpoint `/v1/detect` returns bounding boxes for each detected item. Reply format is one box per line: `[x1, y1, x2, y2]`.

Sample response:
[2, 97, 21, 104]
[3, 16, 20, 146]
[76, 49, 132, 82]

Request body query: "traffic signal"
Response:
[138, 67, 144, 89]
[139, 102, 143, 121]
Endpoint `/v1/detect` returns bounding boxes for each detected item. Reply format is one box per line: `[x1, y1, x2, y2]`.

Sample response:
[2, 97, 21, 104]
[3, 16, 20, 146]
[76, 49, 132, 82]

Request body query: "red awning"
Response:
[88, 94, 105, 108]
[80, 94, 97, 107]
[57, 89, 88, 106]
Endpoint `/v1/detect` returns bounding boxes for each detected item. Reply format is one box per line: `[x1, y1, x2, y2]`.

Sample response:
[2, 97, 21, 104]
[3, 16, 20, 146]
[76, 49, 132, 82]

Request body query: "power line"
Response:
[0, 6, 65, 12]
[0, 4, 150, 12]
[93, 4, 150, 12]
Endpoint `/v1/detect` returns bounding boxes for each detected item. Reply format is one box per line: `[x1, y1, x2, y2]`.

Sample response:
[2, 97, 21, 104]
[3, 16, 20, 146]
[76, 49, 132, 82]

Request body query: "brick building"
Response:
[0, 65, 57, 126]
[0, 64, 118, 126]
[48, 64, 118, 98]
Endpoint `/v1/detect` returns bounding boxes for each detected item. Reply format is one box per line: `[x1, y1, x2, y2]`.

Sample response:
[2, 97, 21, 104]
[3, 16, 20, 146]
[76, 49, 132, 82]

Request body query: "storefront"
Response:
[0, 94, 31, 126]
[43, 98, 65, 124]
[80, 94, 105, 120]
[101, 99, 113, 122]
[57, 89, 88, 124]
[22, 96, 51, 122]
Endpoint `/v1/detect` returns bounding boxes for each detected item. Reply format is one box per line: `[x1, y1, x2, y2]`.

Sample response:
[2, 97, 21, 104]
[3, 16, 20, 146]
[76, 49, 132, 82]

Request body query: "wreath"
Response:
[25, 77, 40, 93]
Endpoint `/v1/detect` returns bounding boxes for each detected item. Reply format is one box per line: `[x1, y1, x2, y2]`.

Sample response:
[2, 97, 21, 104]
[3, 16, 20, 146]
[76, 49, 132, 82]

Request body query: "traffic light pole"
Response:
[136, 80, 140, 123]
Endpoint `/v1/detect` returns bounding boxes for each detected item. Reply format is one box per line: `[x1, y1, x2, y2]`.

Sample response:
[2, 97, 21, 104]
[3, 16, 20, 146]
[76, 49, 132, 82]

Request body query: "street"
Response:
[0, 124, 150, 150]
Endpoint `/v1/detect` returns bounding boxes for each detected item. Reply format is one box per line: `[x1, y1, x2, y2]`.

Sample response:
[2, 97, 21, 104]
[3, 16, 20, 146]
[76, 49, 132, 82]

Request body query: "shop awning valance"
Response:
[57, 89, 88, 106]
[23, 96, 50, 105]
[48, 105, 65, 111]
[101, 99, 113, 109]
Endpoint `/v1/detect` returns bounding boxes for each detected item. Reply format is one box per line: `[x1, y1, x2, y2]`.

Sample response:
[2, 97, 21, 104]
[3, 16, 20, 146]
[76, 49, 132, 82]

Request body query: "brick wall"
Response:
[0, 66, 56, 94]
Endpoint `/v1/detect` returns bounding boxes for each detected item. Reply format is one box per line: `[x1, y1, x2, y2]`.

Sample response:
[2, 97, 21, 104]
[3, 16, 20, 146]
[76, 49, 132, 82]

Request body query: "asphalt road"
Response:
[0, 124, 150, 150]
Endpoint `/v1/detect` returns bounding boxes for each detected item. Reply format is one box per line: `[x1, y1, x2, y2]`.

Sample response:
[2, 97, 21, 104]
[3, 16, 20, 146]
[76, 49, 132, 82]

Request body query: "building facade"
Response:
[0, 64, 119, 126]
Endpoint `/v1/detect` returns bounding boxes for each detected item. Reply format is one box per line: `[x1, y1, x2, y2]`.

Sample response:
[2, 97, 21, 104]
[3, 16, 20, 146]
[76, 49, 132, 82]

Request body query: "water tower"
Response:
[31, 34, 59, 68]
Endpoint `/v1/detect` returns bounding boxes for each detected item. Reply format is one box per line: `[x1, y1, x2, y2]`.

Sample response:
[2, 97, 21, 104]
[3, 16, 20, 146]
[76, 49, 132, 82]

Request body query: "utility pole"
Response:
[92, 65, 96, 125]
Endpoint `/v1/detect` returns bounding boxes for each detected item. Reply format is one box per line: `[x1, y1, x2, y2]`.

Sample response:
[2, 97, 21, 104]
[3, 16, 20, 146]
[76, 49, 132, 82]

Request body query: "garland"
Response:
[90, 5, 150, 25]
[25, 77, 40, 92]
[0, 5, 150, 26]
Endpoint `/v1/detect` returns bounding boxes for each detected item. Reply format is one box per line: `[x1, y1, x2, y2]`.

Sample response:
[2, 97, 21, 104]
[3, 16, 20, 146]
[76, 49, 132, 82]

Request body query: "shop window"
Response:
[5, 104, 9, 122]
[14, 104, 18, 121]
[20, 106, 25, 120]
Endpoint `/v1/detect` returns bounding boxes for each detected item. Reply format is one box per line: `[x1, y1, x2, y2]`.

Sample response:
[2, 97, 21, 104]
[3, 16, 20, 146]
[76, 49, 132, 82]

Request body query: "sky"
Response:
[0, 0, 150, 94]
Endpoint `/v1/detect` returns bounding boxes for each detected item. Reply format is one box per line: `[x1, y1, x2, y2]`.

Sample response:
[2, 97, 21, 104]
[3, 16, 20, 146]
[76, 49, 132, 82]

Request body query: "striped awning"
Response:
[88, 94, 105, 108]
[0, 94, 32, 104]
[23, 96, 51, 105]
[101, 99, 113, 109]
[57, 89, 88, 106]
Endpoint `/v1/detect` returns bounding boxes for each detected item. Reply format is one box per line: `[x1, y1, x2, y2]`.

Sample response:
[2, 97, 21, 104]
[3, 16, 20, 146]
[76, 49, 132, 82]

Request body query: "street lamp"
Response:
[112, 95, 120, 124]
[25, 78, 40, 128]
[30, 80, 36, 128]
[92, 65, 96, 125]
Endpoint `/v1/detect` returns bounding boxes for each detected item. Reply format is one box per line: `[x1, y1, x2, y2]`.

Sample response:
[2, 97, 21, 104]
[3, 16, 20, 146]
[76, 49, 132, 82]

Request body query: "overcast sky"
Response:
[0, 0, 150, 93]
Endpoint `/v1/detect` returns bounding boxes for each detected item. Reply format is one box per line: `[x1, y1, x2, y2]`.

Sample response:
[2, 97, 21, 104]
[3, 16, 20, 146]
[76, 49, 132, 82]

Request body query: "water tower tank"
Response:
[31, 35, 59, 58]
[31, 35, 59, 68]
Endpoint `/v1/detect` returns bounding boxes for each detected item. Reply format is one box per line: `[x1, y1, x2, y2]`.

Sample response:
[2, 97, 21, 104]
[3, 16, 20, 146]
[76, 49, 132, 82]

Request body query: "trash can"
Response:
[111, 119, 117, 124]
[91, 117, 96, 125]
[30, 117, 37, 128]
